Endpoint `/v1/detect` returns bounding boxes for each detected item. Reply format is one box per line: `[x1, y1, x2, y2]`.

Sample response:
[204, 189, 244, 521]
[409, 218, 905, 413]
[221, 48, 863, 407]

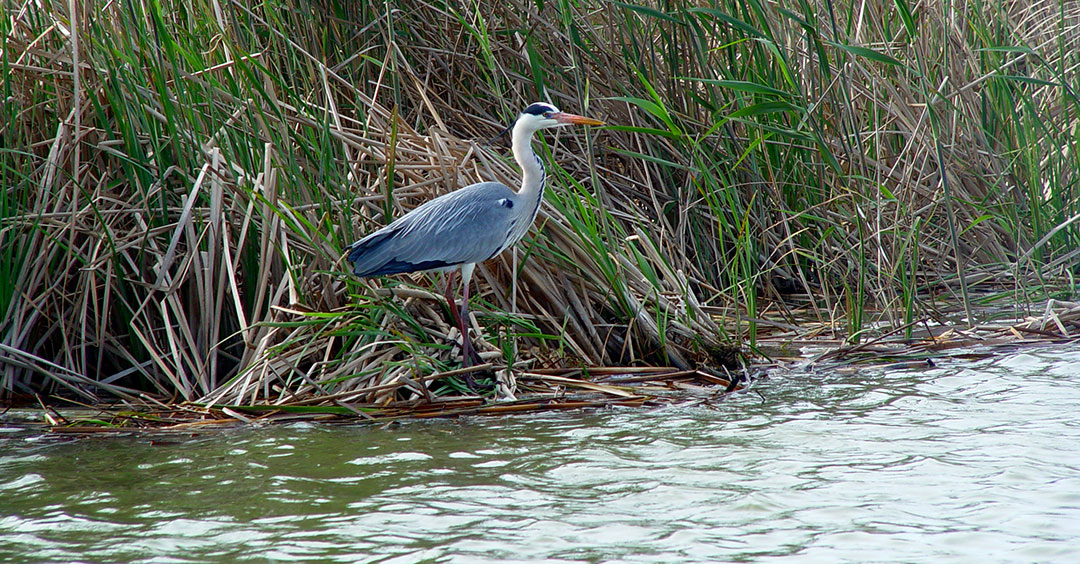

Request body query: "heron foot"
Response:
[461, 367, 496, 395]
[459, 339, 495, 394]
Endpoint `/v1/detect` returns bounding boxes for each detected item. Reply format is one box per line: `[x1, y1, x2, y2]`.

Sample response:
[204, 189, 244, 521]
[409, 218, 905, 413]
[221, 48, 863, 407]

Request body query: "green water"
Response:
[2, 347, 1080, 562]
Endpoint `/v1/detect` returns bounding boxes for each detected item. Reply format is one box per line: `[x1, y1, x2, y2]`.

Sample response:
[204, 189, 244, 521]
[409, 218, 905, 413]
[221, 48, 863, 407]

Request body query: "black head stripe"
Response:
[523, 102, 558, 116]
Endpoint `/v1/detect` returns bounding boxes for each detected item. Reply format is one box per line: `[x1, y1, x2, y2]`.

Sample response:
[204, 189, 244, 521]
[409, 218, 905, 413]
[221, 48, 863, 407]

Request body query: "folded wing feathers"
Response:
[346, 182, 518, 278]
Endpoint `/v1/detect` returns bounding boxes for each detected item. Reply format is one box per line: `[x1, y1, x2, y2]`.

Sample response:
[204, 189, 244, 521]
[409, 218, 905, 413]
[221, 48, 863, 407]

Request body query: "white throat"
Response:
[511, 120, 545, 200]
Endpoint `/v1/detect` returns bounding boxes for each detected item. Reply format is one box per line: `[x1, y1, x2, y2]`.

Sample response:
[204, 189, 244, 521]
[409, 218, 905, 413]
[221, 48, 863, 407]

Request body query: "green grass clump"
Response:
[2, 0, 1078, 403]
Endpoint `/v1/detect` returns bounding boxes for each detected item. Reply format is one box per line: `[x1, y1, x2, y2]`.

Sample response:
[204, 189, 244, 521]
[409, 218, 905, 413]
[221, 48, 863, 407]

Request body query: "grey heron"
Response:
[345, 102, 604, 367]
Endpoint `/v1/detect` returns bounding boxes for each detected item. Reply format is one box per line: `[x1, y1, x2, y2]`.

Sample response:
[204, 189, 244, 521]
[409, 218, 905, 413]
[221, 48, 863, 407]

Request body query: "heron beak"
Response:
[554, 112, 605, 126]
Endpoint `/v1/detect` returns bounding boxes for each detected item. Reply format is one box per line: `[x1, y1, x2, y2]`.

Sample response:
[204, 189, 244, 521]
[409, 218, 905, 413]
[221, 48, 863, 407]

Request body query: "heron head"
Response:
[519, 102, 605, 131]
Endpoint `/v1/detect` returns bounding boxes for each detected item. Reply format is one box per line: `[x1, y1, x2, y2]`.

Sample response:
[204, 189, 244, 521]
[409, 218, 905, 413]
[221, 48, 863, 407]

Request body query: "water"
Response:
[2, 347, 1080, 563]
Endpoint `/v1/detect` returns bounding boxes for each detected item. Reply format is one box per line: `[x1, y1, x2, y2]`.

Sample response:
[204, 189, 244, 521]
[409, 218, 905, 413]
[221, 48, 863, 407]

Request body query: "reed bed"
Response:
[3, 0, 1079, 409]
[36, 367, 746, 432]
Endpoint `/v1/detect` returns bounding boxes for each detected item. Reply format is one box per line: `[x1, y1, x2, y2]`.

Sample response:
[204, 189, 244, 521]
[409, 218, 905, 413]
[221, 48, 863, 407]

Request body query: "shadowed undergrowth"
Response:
[2, 0, 1078, 405]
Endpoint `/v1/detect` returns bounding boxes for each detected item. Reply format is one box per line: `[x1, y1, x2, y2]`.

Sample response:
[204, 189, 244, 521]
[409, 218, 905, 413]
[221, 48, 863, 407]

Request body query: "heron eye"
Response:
[543, 112, 552, 118]
[498, 198, 514, 209]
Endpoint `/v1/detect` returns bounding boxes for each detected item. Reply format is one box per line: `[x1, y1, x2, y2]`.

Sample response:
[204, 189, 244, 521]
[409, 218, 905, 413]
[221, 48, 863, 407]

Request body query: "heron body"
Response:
[345, 102, 603, 367]
[345, 182, 523, 277]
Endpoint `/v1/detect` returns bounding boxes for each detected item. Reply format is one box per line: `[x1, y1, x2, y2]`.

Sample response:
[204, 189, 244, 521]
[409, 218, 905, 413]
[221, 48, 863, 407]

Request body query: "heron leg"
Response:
[459, 281, 475, 367]
[458, 263, 484, 376]
[442, 270, 463, 330]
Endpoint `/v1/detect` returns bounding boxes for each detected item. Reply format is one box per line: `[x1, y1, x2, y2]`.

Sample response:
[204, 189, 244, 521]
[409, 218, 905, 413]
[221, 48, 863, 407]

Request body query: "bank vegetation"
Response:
[2, 0, 1078, 406]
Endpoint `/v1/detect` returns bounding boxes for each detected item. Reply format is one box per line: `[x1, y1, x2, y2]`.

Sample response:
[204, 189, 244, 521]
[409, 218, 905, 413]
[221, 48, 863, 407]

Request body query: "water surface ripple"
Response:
[2, 347, 1079, 562]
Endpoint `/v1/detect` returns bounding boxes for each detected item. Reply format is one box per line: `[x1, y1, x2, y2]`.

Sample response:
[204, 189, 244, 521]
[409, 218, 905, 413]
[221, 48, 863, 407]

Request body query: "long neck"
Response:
[511, 121, 546, 208]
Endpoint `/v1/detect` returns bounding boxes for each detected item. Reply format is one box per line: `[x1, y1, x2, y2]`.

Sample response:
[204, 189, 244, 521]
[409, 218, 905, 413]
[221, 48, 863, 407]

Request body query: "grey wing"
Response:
[346, 182, 518, 277]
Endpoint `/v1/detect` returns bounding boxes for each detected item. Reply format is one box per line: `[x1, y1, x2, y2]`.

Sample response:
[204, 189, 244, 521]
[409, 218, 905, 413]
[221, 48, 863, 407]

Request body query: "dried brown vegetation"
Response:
[2, 0, 1078, 409]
